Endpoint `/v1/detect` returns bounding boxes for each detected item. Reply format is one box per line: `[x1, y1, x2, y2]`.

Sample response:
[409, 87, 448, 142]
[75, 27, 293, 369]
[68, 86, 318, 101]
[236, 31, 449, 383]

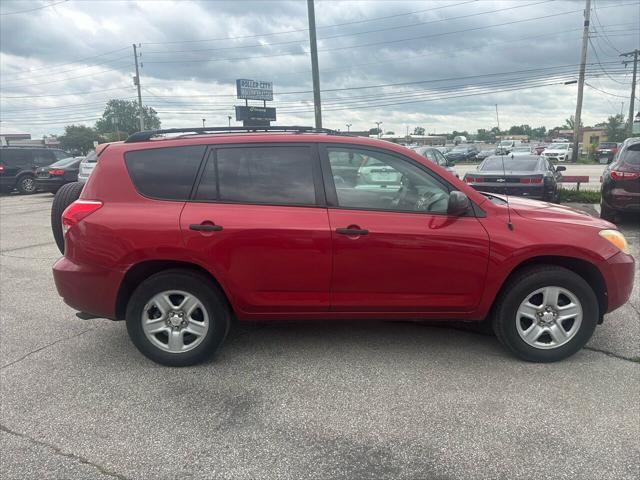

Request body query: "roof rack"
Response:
[124, 126, 340, 143]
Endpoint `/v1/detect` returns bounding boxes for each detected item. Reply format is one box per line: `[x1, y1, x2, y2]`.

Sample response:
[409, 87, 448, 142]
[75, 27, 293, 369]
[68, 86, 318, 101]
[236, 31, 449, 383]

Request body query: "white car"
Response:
[541, 142, 572, 162]
[509, 145, 535, 156]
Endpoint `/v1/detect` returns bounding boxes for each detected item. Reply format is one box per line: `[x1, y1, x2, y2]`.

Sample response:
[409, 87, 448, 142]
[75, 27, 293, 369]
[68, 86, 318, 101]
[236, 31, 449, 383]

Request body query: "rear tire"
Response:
[16, 175, 36, 194]
[126, 270, 230, 367]
[492, 265, 598, 362]
[51, 181, 84, 254]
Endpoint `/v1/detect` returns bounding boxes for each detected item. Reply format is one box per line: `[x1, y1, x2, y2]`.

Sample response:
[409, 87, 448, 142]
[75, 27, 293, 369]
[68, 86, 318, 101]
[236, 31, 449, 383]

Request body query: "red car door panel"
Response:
[329, 209, 490, 312]
[181, 203, 332, 313]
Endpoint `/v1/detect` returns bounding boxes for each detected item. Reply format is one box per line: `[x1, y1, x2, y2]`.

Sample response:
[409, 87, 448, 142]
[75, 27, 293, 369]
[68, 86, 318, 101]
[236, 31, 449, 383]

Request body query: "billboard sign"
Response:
[235, 106, 276, 122]
[236, 79, 273, 101]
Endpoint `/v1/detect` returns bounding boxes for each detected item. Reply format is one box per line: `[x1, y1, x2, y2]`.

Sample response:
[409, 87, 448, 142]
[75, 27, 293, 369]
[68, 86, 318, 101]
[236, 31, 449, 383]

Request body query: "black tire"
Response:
[600, 201, 616, 223]
[51, 181, 84, 254]
[16, 174, 36, 194]
[492, 265, 598, 362]
[126, 270, 230, 367]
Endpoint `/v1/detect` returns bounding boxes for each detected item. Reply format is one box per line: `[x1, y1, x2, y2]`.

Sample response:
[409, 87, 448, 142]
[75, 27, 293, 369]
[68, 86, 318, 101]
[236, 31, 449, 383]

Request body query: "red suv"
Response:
[52, 127, 635, 366]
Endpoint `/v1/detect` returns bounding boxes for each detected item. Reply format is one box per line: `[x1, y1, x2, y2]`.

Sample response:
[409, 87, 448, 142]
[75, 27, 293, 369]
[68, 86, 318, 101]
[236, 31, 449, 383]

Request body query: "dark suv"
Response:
[52, 127, 634, 367]
[0, 147, 71, 194]
[600, 137, 640, 221]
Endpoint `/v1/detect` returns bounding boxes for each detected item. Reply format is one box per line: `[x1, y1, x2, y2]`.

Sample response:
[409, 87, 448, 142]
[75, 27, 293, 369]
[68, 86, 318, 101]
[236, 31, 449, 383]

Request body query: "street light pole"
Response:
[346, 123, 352, 132]
[228, 115, 232, 128]
[202, 119, 206, 128]
[375, 121, 382, 138]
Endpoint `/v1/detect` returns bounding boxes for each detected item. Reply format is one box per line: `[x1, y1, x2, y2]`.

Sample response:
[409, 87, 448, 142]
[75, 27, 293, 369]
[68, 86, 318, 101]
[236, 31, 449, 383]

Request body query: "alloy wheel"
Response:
[515, 286, 582, 349]
[141, 290, 210, 353]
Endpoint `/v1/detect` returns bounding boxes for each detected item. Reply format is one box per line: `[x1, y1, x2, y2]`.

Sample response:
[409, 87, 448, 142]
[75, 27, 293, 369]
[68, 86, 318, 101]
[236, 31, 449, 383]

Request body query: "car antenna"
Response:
[496, 104, 513, 231]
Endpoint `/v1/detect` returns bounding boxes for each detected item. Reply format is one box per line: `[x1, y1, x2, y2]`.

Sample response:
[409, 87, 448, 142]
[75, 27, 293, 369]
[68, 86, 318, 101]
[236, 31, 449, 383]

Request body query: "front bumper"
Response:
[602, 252, 635, 313]
[52, 257, 123, 319]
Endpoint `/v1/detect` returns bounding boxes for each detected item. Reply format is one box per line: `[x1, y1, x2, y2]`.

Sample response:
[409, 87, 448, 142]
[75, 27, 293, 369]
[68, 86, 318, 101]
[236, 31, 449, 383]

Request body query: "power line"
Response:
[588, 37, 628, 84]
[585, 82, 628, 98]
[0, 0, 68, 16]
[1, 86, 131, 99]
[0, 62, 133, 88]
[142, 0, 477, 46]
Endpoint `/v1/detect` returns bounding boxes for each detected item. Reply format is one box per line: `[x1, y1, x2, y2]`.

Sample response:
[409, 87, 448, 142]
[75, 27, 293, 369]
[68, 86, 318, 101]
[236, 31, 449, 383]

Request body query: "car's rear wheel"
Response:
[126, 270, 230, 367]
[16, 175, 36, 194]
[492, 265, 598, 362]
[51, 181, 84, 254]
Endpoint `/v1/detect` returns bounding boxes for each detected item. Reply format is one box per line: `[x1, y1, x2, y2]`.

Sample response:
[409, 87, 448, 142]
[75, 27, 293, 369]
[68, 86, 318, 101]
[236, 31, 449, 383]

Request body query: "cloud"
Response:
[1, 0, 637, 137]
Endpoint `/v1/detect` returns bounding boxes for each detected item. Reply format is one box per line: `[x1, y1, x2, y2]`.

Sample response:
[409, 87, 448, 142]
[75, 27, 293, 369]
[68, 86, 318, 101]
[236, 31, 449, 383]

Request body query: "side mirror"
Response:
[556, 165, 566, 172]
[447, 160, 456, 167]
[447, 190, 471, 216]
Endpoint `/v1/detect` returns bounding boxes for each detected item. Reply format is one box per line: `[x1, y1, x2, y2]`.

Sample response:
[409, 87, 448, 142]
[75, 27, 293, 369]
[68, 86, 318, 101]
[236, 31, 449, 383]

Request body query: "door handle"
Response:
[189, 223, 223, 232]
[336, 227, 368, 236]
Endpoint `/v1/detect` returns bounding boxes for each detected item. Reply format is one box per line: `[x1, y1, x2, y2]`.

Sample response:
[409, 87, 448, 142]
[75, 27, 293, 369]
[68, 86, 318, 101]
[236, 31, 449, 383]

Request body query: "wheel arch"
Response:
[492, 255, 607, 323]
[115, 260, 235, 320]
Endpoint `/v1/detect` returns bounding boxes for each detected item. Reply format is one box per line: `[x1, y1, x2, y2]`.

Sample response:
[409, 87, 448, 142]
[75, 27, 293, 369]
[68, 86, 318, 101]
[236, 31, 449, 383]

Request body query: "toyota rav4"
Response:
[52, 127, 635, 366]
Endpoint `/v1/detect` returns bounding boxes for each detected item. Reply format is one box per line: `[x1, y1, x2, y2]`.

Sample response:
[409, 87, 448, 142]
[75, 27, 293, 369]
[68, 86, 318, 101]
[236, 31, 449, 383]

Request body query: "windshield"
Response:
[600, 143, 617, 148]
[49, 157, 81, 168]
[481, 157, 539, 171]
[512, 146, 531, 152]
[452, 146, 468, 152]
[499, 140, 513, 146]
[548, 143, 568, 150]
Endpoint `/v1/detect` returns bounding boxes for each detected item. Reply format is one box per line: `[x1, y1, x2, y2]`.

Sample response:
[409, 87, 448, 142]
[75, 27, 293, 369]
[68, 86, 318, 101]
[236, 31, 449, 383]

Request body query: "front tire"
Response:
[126, 270, 230, 367]
[492, 266, 598, 362]
[51, 181, 84, 254]
[600, 201, 616, 222]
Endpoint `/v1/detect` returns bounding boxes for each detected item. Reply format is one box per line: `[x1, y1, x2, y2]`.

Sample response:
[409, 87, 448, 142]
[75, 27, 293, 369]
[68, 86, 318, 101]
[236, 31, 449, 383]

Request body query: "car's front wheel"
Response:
[492, 265, 598, 362]
[126, 270, 230, 366]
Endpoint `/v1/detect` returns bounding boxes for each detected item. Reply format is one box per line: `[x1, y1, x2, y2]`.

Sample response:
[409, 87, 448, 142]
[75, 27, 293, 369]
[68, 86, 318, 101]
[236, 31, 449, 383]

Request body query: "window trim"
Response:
[318, 143, 473, 217]
[191, 142, 326, 208]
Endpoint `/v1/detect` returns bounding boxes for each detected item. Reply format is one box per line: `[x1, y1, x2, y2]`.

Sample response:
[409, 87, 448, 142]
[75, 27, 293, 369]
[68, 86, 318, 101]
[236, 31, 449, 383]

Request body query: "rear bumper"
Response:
[35, 177, 66, 191]
[602, 252, 635, 313]
[602, 187, 640, 212]
[474, 185, 546, 199]
[52, 257, 123, 319]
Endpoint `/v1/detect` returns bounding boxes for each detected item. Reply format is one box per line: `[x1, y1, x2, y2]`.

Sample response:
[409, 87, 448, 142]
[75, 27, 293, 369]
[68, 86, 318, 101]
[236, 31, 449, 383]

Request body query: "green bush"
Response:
[559, 189, 601, 203]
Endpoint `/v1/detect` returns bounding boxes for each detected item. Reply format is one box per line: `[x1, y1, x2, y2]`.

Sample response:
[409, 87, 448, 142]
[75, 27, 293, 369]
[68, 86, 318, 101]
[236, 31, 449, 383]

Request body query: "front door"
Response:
[321, 145, 490, 314]
[180, 144, 332, 315]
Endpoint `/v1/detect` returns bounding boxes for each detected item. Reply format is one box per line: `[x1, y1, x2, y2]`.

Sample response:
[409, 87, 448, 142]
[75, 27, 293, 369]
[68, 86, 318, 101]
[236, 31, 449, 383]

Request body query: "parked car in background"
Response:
[464, 154, 564, 202]
[600, 137, 640, 221]
[453, 135, 467, 145]
[445, 144, 478, 162]
[35, 156, 83, 193]
[52, 126, 634, 367]
[496, 139, 521, 155]
[0, 147, 71, 194]
[594, 142, 619, 164]
[534, 143, 548, 155]
[412, 145, 459, 177]
[541, 142, 572, 162]
[510, 145, 535, 156]
[476, 148, 496, 161]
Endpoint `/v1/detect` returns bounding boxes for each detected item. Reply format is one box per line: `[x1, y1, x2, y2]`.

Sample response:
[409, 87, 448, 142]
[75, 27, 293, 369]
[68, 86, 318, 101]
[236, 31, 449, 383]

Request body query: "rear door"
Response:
[320, 145, 490, 314]
[180, 143, 332, 315]
[1, 149, 31, 178]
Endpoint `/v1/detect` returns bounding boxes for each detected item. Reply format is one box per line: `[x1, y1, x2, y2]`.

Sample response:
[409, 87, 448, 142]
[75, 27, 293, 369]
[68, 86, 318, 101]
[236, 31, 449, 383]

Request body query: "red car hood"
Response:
[500, 196, 614, 229]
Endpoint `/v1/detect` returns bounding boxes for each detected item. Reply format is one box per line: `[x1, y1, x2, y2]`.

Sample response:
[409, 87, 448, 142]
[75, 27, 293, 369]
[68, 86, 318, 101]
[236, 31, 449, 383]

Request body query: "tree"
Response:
[368, 127, 381, 136]
[563, 115, 582, 130]
[475, 128, 495, 143]
[508, 124, 532, 136]
[603, 114, 626, 143]
[384, 131, 395, 135]
[413, 126, 425, 135]
[95, 99, 161, 136]
[530, 126, 547, 140]
[59, 125, 104, 155]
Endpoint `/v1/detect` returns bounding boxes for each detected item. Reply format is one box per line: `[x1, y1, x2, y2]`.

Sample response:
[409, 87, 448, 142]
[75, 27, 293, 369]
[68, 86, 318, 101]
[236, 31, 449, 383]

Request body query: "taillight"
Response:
[465, 176, 482, 183]
[49, 169, 65, 176]
[520, 176, 543, 184]
[62, 200, 102, 234]
[610, 170, 640, 181]
[0, 165, 4, 175]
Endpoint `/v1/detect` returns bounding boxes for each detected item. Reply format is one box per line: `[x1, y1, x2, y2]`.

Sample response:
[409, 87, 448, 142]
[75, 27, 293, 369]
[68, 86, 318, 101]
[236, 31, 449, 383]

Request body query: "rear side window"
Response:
[195, 146, 316, 205]
[619, 144, 640, 165]
[125, 145, 206, 200]
[0, 149, 31, 166]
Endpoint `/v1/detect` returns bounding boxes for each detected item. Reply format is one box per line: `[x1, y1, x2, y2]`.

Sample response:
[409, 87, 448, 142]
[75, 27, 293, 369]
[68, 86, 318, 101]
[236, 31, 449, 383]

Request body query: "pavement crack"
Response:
[1, 328, 96, 370]
[583, 346, 639, 363]
[0, 424, 130, 480]
[0, 241, 55, 253]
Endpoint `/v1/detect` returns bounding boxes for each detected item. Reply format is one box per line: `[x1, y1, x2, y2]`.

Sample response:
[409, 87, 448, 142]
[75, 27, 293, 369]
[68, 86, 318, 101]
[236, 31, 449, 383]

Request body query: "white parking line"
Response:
[594, 204, 601, 214]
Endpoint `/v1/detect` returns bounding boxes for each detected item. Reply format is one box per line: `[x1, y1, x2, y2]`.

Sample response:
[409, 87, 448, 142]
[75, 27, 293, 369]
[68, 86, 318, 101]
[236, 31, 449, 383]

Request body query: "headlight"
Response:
[599, 229, 630, 254]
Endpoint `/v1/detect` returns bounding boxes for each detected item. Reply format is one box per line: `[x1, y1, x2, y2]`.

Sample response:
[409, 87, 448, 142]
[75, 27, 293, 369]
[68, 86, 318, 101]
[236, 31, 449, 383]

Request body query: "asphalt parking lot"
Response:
[1, 192, 638, 480]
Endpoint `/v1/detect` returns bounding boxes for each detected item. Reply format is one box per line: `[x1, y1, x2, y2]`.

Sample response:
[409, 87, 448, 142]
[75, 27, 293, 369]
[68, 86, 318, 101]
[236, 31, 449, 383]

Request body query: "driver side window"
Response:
[327, 148, 450, 214]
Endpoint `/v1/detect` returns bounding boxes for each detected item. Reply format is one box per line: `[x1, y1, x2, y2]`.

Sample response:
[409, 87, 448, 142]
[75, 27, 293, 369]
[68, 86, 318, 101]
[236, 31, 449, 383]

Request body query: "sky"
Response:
[0, 0, 638, 138]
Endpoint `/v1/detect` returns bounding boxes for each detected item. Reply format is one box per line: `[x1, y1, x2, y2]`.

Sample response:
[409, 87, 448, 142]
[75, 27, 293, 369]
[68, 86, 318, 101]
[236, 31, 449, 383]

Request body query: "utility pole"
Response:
[132, 43, 144, 131]
[621, 49, 639, 135]
[228, 116, 232, 128]
[307, 0, 322, 129]
[202, 119, 206, 128]
[346, 123, 351, 132]
[571, 0, 591, 163]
